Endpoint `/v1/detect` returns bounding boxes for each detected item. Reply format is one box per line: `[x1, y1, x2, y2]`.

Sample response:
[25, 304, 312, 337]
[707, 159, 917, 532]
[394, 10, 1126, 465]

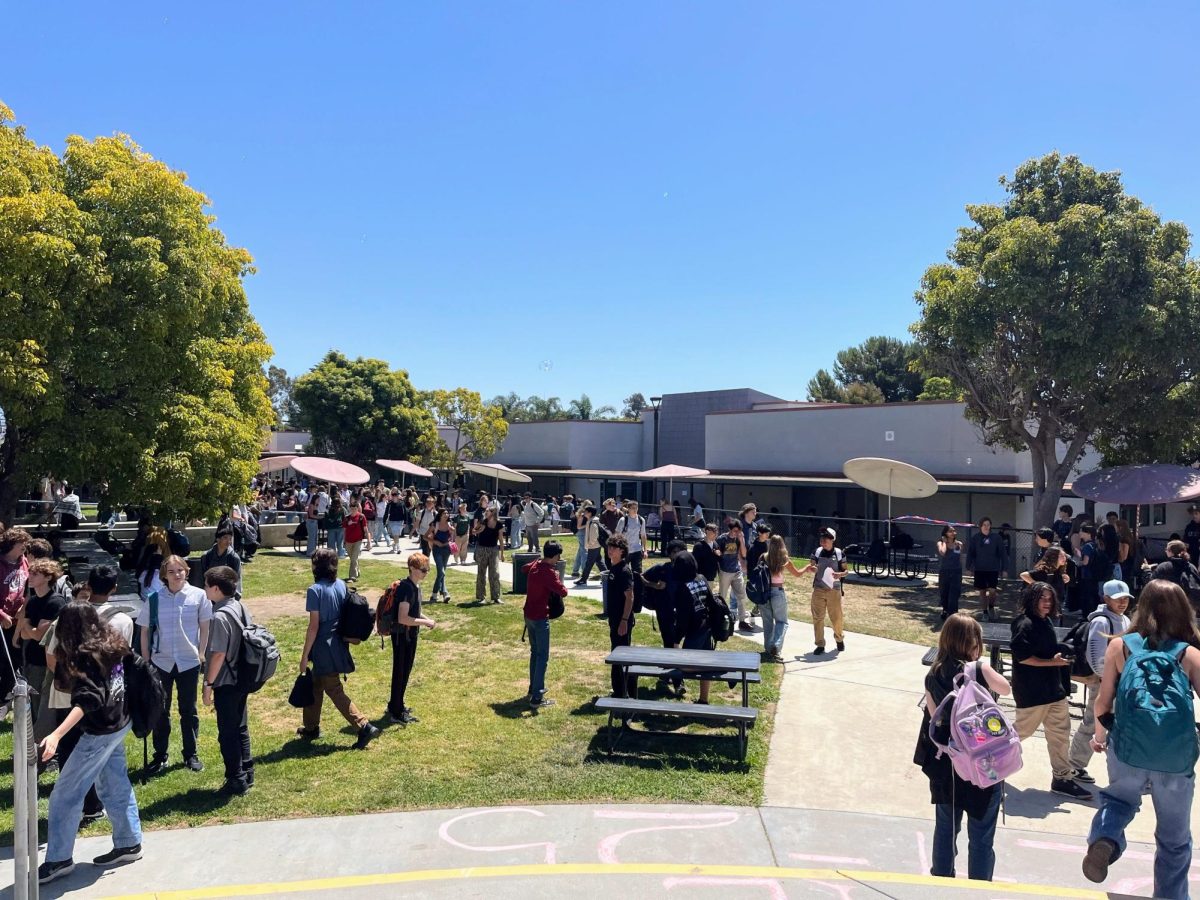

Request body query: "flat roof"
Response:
[509, 466, 1071, 496]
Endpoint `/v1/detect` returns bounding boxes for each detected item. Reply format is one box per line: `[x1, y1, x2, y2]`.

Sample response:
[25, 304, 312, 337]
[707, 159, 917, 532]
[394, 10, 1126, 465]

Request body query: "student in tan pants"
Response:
[802, 528, 848, 655]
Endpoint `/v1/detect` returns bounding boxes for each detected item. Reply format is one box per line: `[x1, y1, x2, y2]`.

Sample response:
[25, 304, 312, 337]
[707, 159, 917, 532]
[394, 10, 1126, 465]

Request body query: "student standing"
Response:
[198, 526, 242, 589]
[802, 528, 848, 655]
[762, 535, 804, 662]
[297, 549, 380, 748]
[19, 559, 68, 740]
[936, 526, 963, 620]
[1020, 547, 1071, 613]
[573, 506, 602, 587]
[673, 551, 715, 704]
[343, 500, 368, 582]
[138, 555, 211, 775]
[965, 517, 1005, 621]
[520, 492, 544, 552]
[386, 553, 436, 725]
[522, 542, 568, 708]
[615, 501, 649, 612]
[1084, 580, 1200, 900]
[471, 508, 505, 604]
[1076, 524, 1107, 612]
[323, 496, 346, 559]
[201, 566, 255, 796]
[428, 509, 453, 603]
[715, 522, 751, 632]
[1066, 579, 1131, 786]
[913, 613, 1011, 881]
[1010, 582, 1092, 800]
[693, 524, 720, 593]
[452, 502, 472, 565]
[605, 534, 637, 698]
[37, 602, 142, 884]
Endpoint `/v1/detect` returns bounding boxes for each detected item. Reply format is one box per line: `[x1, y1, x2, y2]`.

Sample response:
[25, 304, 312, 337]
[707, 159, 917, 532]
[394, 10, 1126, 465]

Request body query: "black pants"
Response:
[57, 710, 103, 815]
[629, 551, 644, 611]
[579, 548, 600, 582]
[213, 685, 253, 786]
[608, 619, 636, 698]
[153, 663, 200, 761]
[660, 521, 675, 551]
[388, 630, 419, 715]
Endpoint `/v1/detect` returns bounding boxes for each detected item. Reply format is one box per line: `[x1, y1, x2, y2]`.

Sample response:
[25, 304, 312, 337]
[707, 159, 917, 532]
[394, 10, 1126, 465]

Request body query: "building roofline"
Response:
[706, 399, 964, 416]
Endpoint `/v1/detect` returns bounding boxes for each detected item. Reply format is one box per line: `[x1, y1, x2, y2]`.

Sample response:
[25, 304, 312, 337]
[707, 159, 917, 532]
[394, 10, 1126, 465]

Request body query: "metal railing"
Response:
[7, 666, 40, 898]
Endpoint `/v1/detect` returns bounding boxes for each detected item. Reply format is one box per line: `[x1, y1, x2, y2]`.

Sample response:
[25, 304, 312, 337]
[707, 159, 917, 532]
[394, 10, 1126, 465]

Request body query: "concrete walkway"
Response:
[4, 803, 1177, 899]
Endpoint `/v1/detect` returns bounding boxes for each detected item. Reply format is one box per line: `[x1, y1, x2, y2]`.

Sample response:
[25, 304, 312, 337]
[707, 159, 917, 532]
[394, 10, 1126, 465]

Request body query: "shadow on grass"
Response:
[489, 696, 535, 720]
[583, 725, 750, 774]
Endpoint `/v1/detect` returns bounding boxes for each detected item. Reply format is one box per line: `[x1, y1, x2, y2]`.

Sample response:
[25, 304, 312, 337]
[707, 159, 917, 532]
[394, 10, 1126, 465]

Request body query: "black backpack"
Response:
[1064, 611, 1104, 678]
[122, 653, 166, 739]
[747, 558, 771, 603]
[548, 592, 565, 620]
[218, 603, 280, 693]
[338, 588, 375, 644]
[701, 585, 736, 642]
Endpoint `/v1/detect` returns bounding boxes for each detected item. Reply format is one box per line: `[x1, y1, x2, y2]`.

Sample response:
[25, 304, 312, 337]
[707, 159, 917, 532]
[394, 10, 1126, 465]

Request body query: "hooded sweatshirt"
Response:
[1084, 602, 1131, 676]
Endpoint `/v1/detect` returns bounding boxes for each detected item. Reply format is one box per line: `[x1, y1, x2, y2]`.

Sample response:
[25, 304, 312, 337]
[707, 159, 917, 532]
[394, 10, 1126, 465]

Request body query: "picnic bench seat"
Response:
[595, 696, 758, 761]
[626, 664, 762, 693]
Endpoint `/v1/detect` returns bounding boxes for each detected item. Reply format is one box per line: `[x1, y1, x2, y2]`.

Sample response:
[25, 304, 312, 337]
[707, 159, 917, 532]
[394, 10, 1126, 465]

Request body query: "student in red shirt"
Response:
[342, 501, 369, 582]
[522, 541, 568, 709]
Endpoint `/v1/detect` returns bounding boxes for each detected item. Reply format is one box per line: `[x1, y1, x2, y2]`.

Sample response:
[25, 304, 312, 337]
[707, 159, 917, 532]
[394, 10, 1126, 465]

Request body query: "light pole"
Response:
[649, 396, 662, 502]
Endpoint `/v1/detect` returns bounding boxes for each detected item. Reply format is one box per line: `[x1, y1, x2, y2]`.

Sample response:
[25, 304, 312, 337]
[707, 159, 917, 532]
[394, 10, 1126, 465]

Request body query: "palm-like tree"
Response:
[568, 394, 616, 420]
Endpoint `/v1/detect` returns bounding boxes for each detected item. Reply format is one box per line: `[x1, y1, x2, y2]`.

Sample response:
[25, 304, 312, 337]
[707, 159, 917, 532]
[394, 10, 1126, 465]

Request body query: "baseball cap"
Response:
[1103, 579, 1133, 600]
[820, 527, 837, 541]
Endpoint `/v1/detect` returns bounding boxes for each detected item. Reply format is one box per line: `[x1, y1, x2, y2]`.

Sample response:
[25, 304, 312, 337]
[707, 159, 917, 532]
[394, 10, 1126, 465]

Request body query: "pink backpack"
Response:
[928, 661, 1022, 789]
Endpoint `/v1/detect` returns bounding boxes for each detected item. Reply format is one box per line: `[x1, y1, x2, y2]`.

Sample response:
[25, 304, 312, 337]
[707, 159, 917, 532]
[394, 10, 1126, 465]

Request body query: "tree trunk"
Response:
[1029, 430, 1089, 530]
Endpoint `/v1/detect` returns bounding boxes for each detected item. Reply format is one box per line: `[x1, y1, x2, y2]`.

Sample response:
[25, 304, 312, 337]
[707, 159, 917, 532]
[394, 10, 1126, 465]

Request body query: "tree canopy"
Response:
[266, 364, 298, 426]
[913, 152, 1200, 526]
[292, 352, 437, 465]
[0, 103, 273, 521]
[422, 388, 509, 473]
[484, 392, 621, 422]
[806, 336, 922, 404]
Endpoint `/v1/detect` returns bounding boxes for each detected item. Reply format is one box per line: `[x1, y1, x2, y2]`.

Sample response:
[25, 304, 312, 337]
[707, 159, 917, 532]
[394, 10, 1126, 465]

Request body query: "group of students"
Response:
[916, 575, 1200, 899]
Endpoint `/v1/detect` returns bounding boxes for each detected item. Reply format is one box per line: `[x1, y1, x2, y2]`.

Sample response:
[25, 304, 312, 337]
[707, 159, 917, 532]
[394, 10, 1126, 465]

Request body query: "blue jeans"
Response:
[932, 786, 1001, 881]
[1088, 751, 1194, 900]
[327, 526, 345, 558]
[526, 617, 550, 701]
[432, 545, 450, 596]
[47, 724, 141, 862]
[760, 586, 789, 655]
[305, 519, 318, 555]
[573, 529, 587, 574]
[371, 519, 387, 543]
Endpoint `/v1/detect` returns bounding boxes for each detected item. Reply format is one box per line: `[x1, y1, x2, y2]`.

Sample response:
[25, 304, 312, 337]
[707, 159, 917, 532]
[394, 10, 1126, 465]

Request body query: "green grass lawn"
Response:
[0, 556, 779, 845]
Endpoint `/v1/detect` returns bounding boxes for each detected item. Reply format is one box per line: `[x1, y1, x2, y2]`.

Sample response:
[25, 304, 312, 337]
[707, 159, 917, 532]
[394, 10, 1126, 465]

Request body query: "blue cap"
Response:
[1103, 579, 1132, 600]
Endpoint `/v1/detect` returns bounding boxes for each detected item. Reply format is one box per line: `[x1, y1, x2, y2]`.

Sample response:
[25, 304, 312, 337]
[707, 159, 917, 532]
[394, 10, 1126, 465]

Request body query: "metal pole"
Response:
[12, 675, 39, 899]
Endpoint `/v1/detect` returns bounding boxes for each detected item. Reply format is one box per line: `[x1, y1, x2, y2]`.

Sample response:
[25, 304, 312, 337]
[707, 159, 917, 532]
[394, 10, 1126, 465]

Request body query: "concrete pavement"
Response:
[3, 803, 1179, 899]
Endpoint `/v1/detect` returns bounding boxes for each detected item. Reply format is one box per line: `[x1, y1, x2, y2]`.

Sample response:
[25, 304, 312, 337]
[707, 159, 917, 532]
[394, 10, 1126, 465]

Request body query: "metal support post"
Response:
[12, 675, 40, 899]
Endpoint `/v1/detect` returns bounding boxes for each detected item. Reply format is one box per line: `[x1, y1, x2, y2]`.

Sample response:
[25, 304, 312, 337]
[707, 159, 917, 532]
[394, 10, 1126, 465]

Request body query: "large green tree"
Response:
[806, 336, 922, 403]
[292, 352, 436, 465]
[913, 152, 1200, 527]
[0, 103, 273, 522]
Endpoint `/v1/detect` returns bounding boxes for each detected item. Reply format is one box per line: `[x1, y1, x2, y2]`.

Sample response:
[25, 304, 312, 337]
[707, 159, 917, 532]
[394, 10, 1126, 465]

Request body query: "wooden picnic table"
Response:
[605, 645, 761, 706]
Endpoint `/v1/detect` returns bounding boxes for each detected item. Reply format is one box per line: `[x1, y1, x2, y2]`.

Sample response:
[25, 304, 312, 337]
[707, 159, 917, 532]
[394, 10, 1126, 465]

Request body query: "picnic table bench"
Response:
[599, 645, 760, 761]
[921, 622, 1071, 672]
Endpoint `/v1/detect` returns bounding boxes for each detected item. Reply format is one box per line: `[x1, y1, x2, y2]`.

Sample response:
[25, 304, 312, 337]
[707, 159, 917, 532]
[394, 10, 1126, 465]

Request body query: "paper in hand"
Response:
[820, 565, 836, 589]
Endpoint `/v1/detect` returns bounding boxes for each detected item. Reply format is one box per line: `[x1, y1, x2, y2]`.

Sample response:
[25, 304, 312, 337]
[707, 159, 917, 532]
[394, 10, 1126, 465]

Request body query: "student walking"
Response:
[452, 502, 472, 565]
[1083, 580, 1200, 899]
[913, 613, 1011, 881]
[520, 492, 544, 552]
[383, 489, 407, 553]
[761, 535, 804, 662]
[615, 501, 649, 613]
[428, 509, 453, 603]
[522, 541, 568, 708]
[965, 517, 1006, 621]
[1066, 579, 1131, 786]
[297, 549, 380, 749]
[138, 555, 211, 775]
[343, 500, 368, 581]
[386, 553, 436, 725]
[802, 528, 847, 655]
[673, 551, 716, 704]
[37, 602, 142, 884]
[1010, 582, 1092, 800]
[573, 506, 602, 586]
[936, 526, 964, 619]
[605, 534, 637, 699]
[323, 496, 346, 559]
[471, 508, 505, 604]
[201, 566, 255, 795]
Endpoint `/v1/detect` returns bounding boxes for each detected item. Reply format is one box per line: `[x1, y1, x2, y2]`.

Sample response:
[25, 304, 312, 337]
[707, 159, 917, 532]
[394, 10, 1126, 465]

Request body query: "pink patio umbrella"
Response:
[291, 456, 371, 486]
[258, 455, 297, 474]
[639, 463, 710, 501]
[376, 458, 434, 489]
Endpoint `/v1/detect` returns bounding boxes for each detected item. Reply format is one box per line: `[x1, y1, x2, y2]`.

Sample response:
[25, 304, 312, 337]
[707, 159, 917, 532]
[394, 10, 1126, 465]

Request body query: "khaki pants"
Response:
[810, 586, 844, 648]
[455, 534, 471, 564]
[475, 546, 502, 602]
[302, 672, 368, 733]
[1015, 699, 1072, 779]
[718, 569, 749, 622]
[346, 540, 363, 580]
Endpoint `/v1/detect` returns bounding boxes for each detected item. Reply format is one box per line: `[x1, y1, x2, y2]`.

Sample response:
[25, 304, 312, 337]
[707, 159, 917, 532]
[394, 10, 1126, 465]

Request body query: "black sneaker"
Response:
[217, 779, 250, 797]
[144, 756, 168, 776]
[836, 641, 845, 652]
[93, 844, 142, 867]
[38, 859, 75, 883]
[355, 723, 381, 749]
[737, 622, 755, 633]
[1073, 767, 1096, 784]
[400, 710, 419, 724]
[530, 697, 556, 709]
[184, 755, 204, 772]
[813, 646, 825, 655]
[1051, 778, 1093, 801]
[1082, 838, 1117, 883]
[295, 727, 320, 739]
[387, 709, 408, 726]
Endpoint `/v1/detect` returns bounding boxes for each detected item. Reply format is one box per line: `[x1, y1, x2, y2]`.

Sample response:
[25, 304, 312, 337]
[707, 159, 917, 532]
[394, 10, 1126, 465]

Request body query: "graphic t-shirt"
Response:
[716, 534, 743, 573]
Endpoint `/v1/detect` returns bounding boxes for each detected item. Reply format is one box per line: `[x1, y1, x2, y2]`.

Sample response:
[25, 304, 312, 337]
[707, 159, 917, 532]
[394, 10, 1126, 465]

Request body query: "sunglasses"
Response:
[413, 566, 430, 573]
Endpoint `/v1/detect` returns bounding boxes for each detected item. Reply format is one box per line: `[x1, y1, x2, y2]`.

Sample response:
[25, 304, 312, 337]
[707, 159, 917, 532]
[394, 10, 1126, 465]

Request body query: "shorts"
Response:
[387, 522, 404, 538]
[682, 627, 714, 652]
[973, 571, 999, 590]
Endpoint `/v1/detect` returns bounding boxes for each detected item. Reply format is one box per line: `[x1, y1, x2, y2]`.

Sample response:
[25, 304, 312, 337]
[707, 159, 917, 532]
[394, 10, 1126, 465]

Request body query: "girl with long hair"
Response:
[761, 535, 805, 662]
[37, 602, 142, 884]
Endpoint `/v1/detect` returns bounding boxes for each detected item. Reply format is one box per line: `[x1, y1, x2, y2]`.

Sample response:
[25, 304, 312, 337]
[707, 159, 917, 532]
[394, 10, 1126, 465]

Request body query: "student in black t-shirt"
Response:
[387, 553, 437, 724]
[20, 558, 68, 741]
[605, 534, 637, 698]
[642, 540, 688, 695]
[1184, 506, 1200, 563]
[471, 508, 505, 604]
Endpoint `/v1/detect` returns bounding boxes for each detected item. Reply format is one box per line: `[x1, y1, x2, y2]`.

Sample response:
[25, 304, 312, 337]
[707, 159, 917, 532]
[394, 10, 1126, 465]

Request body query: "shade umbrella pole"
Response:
[887, 468, 893, 542]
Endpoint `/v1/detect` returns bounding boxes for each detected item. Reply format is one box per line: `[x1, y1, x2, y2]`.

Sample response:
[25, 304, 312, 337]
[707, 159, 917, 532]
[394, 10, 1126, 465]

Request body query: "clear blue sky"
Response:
[6, 2, 1199, 410]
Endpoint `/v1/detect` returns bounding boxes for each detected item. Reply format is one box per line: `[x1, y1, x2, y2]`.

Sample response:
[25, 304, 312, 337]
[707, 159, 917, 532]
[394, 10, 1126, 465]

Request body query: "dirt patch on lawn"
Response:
[244, 588, 385, 623]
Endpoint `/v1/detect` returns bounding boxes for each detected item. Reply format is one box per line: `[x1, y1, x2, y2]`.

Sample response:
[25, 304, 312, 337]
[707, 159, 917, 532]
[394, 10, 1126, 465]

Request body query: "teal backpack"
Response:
[1110, 634, 1199, 774]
